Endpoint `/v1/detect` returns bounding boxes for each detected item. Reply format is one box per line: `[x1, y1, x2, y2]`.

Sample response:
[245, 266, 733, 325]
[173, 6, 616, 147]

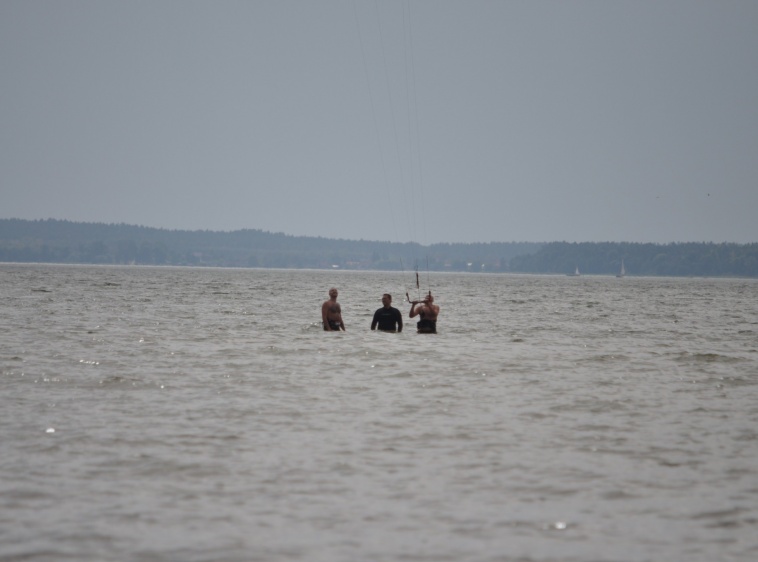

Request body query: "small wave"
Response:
[601, 489, 640, 500]
[694, 353, 735, 362]
[734, 430, 758, 442]
[97, 375, 147, 387]
[691, 507, 751, 529]
[582, 353, 630, 363]
[674, 351, 744, 364]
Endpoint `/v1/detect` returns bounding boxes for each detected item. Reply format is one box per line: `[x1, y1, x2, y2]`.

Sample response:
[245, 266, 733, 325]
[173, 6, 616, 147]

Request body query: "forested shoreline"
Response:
[511, 241, 758, 277]
[1, 219, 756, 277]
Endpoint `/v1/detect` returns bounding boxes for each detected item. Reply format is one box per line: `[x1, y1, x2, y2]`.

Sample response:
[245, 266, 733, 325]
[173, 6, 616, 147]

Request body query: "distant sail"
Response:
[616, 259, 626, 278]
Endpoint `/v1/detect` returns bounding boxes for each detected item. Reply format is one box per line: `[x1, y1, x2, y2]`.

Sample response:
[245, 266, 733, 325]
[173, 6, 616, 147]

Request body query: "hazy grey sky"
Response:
[2, 1, 757, 244]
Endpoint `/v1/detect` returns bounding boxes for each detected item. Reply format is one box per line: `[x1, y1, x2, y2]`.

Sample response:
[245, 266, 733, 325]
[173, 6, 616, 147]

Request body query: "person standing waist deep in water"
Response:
[409, 292, 439, 333]
[322, 287, 345, 331]
[371, 293, 403, 333]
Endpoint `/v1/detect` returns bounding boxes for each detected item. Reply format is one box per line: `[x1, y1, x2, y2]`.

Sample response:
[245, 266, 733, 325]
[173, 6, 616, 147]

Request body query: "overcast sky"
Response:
[2, 1, 757, 244]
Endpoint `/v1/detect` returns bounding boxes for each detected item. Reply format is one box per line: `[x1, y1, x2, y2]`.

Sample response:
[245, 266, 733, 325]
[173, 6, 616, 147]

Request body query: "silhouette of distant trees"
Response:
[509, 241, 758, 277]
[0, 219, 537, 272]
[1, 219, 756, 276]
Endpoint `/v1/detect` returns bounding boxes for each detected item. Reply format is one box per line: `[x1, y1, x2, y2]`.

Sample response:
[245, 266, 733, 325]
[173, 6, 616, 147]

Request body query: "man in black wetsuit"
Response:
[371, 293, 403, 333]
[409, 292, 439, 333]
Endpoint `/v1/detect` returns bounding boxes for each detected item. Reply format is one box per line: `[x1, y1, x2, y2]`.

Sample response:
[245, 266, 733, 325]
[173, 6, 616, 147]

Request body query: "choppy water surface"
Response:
[1, 264, 757, 561]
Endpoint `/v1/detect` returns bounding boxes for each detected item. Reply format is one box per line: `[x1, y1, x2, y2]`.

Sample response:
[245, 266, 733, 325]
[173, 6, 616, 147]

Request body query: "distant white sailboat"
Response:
[616, 259, 626, 278]
[567, 265, 580, 277]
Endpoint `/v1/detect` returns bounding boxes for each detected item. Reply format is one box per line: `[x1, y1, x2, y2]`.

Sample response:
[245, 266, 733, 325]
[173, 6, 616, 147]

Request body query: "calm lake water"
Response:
[1, 264, 757, 562]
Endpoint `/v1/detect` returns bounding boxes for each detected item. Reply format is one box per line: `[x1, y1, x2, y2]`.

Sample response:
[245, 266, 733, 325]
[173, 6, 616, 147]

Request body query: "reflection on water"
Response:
[1, 264, 757, 561]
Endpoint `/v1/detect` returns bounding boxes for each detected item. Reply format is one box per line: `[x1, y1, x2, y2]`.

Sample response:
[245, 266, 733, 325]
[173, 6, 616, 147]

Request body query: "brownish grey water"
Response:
[1, 264, 757, 561]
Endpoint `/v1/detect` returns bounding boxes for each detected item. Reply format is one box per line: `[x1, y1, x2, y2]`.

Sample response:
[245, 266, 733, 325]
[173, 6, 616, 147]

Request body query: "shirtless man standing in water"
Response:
[409, 292, 439, 333]
[322, 287, 345, 331]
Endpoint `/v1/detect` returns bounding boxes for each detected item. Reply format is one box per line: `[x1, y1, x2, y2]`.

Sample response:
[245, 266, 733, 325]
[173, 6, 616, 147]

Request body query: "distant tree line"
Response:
[1, 219, 756, 277]
[0, 219, 537, 272]
[510, 241, 758, 277]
